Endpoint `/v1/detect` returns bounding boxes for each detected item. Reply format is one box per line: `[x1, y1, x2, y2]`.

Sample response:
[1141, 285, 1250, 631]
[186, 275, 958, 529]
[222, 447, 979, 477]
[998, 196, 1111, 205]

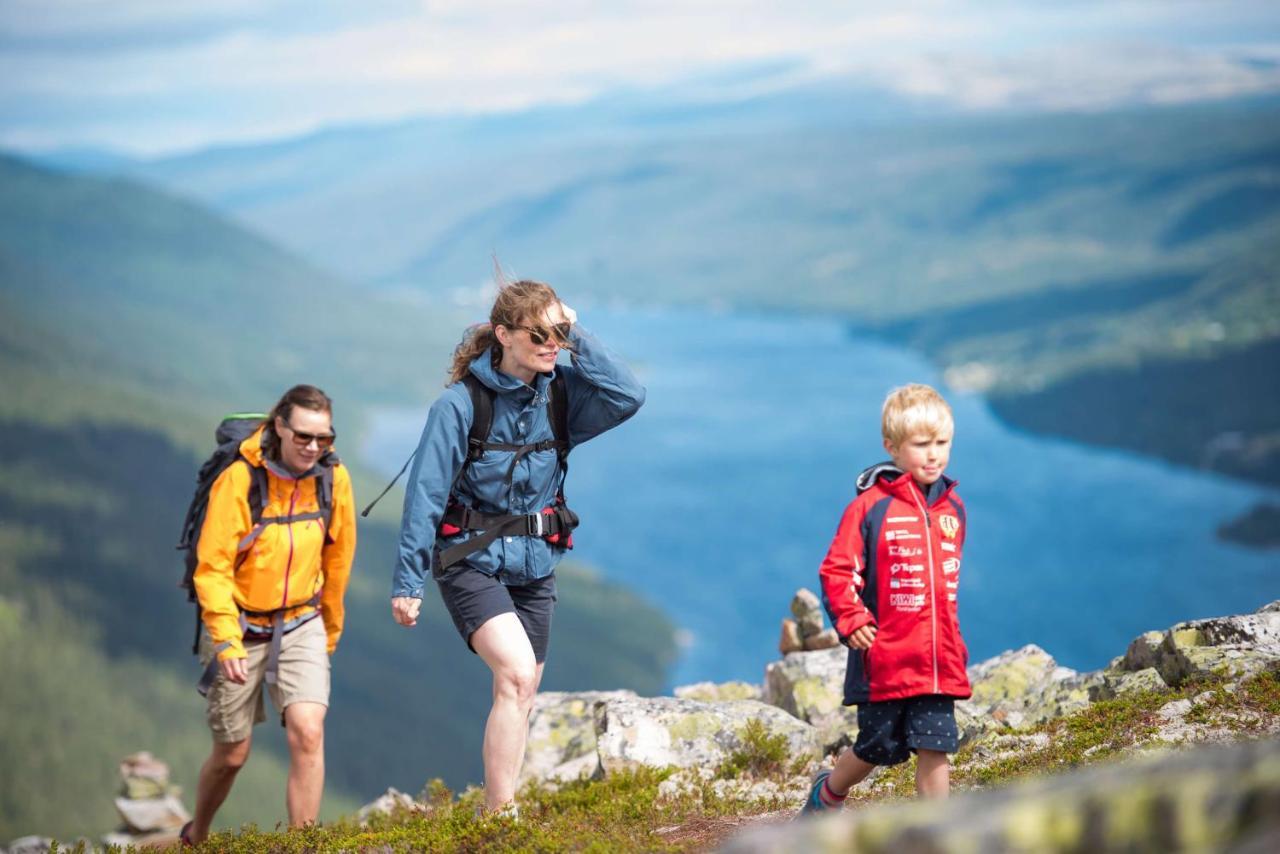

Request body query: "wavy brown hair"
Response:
[447, 280, 562, 384]
[259, 384, 333, 461]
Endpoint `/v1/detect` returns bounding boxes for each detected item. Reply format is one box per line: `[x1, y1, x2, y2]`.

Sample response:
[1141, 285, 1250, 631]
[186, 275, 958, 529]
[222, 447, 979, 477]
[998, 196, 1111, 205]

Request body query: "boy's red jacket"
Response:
[819, 462, 971, 703]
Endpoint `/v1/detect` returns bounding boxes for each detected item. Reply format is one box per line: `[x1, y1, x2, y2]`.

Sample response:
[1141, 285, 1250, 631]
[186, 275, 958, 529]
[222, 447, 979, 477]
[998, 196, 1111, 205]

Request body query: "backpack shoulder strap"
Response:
[461, 373, 494, 460]
[548, 370, 569, 458]
[244, 456, 269, 524]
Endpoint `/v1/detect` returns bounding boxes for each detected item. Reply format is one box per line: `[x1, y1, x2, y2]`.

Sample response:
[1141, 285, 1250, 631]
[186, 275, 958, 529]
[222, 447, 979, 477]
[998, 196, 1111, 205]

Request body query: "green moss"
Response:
[177, 765, 789, 853]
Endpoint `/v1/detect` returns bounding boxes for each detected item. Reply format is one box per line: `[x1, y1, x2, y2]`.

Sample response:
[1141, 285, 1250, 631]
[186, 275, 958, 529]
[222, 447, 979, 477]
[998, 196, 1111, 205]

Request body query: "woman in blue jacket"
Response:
[391, 280, 645, 815]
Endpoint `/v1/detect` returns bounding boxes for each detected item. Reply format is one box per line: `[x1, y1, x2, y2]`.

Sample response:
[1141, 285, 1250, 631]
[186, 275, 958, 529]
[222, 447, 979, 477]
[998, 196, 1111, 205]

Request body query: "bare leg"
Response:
[284, 701, 328, 826]
[471, 613, 539, 812]
[827, 747, 877, 798]
[915, 749, 950, 798]
[190, 736, 252, 843]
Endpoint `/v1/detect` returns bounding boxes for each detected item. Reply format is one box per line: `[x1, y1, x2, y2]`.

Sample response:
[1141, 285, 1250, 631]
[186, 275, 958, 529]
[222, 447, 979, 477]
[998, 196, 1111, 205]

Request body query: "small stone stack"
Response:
[100, 752, 190, 849]
[779, 588, 839, 653]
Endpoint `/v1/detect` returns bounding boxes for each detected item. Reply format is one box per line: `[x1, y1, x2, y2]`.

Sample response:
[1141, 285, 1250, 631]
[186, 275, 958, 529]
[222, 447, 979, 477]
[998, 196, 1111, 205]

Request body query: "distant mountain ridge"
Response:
[109, 95, 1280, 491]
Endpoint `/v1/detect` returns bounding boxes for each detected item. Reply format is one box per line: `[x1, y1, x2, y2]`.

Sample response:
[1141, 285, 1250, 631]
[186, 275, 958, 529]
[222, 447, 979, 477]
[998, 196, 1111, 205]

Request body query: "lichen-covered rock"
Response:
[1090, 666, 1168, 701]
[791, 588, 825, 640]
[593, 696, 820, 775]
[762, 647, 858, 751]
[1114, 602, 1280, 688]
[803, 629, 840, 651]
[520, 690, 636, 786]
[675, 681, 763, 702]
[723, 736, 1280, 853]
[962, 644, 1092, 733]
[779, 619, 803, 654]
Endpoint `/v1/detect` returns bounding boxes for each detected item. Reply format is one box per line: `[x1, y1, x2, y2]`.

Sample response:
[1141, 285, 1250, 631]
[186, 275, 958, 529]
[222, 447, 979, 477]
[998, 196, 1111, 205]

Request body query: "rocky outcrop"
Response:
[762, 647, 858, 752]
[519, 690, 637, 786]
[723, 735, 1280, 853]
[596, 696, 820, 775]
[520, 692, 821, 787]
[675, 681, 762, 703]
[957, 644, 1098, 738]
[1113, 602, 1280, 688]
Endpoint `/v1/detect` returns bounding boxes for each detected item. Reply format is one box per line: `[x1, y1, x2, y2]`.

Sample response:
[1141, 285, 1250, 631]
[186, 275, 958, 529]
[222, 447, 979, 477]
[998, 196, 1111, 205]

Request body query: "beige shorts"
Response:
[200, 616, 330, 743]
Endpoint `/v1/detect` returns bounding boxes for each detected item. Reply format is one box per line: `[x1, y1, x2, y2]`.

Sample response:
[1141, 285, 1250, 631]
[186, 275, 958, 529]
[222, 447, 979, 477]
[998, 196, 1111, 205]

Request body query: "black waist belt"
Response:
[437, 502, 578, 570]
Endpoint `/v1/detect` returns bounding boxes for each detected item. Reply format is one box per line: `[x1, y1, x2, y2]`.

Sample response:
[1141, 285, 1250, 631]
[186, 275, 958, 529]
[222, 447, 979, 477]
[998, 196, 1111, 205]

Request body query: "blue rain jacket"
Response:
[392, 324, 645, 595]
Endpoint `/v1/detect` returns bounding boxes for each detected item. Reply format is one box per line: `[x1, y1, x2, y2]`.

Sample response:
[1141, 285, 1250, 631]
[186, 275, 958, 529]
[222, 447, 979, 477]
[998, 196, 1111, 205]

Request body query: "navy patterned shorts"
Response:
[852, 695, 959, 766]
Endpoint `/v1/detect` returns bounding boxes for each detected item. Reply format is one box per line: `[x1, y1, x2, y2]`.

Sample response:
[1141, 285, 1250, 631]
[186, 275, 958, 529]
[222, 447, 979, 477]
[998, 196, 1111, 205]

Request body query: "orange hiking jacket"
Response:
[193, 426, 356, 661]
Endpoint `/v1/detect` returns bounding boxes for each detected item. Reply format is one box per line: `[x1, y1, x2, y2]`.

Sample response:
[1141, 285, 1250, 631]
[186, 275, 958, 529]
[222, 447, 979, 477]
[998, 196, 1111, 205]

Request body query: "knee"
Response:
[495, 665, 538, 709]
[214, 739, 251, 772]
[287, 718, 325, 756]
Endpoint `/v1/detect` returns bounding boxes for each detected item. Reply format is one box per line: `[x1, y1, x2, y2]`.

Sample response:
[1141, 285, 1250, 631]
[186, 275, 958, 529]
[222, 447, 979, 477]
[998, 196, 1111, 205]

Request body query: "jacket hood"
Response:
[856, 460, 957, 504]
[855, 461, 903, 495]
[469, 349, 554, 395]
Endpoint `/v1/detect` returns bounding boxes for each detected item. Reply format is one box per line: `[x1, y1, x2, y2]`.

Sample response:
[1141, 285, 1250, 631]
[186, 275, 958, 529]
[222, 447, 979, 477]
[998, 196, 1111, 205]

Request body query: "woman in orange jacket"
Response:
[184, 384, 356, 845]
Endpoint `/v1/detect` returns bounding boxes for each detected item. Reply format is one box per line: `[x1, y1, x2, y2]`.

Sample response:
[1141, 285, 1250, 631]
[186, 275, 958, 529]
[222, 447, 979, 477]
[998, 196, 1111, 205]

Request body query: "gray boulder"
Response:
[1115, 601, 1280, 687]
[675, 681, 763, 702]
[594, 696, 821, 775]
[723, 735, 1280, 853]
[961, 644, 1095, 736]
[762, 647, 858, 752]
[1089, 666, 1168, 701]
[520, 690, 636, 786]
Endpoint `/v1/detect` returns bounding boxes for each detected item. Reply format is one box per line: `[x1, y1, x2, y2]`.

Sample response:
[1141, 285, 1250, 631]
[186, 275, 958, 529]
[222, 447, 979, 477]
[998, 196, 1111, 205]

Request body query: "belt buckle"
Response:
[530, 512, 544, 537]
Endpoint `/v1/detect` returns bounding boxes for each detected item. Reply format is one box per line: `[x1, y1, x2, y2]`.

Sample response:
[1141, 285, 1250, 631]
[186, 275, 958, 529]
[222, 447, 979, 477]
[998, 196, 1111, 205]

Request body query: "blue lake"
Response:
[363, 306, 1280, 687]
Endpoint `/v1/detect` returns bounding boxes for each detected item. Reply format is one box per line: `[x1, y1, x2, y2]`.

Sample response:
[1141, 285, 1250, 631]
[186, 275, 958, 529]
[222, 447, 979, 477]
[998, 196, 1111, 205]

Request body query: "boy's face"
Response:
[885, 428, 953, 486]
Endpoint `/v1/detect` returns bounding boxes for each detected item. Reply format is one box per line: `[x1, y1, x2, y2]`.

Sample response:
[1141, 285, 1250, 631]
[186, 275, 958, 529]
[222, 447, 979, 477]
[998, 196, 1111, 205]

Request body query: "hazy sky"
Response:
[2, 0, 1278, 156]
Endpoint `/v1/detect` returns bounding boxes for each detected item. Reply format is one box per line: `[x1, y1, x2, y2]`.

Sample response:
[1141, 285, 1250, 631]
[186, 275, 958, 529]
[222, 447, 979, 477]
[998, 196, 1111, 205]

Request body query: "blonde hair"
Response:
[447, 279, 561, 384]
[882, 384, 954, 447]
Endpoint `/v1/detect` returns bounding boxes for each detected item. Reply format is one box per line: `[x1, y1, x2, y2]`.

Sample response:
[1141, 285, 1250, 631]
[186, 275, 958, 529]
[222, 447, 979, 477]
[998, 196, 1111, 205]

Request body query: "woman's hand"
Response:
[545, 301, 576, 326]
[845, 624, 877, 650]
[219, 656, 249, 684]
[392, 596, 422, 627]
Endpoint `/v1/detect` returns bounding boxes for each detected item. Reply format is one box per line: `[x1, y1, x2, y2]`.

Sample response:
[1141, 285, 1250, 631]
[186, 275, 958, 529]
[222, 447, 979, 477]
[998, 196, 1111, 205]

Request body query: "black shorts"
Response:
[852, 695, 959, 766]
[435, 568, 557, 663]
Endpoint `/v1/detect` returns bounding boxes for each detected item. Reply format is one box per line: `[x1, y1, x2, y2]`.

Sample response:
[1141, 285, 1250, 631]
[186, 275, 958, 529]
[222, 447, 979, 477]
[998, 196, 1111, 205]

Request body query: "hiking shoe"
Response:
[799, 770, 838, 817]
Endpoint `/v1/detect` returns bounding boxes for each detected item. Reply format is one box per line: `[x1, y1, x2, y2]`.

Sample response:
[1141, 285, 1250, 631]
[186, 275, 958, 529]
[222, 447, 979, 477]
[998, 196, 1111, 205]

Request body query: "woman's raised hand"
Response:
[391, 596, 422, 627]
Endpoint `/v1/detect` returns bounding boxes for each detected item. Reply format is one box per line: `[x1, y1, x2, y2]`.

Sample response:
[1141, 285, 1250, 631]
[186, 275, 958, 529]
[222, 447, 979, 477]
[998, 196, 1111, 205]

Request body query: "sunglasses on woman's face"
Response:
[518, 322, 572, 346]
[285, 423, 336, 449]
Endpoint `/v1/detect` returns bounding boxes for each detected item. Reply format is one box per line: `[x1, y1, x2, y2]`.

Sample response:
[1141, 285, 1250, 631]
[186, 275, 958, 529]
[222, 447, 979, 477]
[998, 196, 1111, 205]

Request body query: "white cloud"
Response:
[1, 1, 1278, 154]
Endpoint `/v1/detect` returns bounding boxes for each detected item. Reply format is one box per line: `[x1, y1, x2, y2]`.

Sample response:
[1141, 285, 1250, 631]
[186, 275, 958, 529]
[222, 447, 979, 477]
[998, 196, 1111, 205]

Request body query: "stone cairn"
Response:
[100, 752, 191, 849]
[779, 587, 839, 653]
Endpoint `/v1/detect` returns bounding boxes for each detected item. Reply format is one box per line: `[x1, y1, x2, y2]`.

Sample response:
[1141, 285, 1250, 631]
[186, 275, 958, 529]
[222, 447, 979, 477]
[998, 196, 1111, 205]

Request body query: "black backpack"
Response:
[177, 413, 336, 656]
[362, 371, 571, 518]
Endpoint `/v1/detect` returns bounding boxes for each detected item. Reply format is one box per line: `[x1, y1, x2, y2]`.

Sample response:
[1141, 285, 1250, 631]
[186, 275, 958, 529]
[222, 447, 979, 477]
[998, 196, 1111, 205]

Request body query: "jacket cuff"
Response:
[837, 611, 875, 641]
[215, 641, 246, 661]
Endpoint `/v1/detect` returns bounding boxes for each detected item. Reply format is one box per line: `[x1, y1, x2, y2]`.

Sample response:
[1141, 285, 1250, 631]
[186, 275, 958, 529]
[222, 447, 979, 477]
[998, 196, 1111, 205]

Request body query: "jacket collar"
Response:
[238, 424, 329, 481]
[856, 460, 957, 506]
[469, 349, 554, 396]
